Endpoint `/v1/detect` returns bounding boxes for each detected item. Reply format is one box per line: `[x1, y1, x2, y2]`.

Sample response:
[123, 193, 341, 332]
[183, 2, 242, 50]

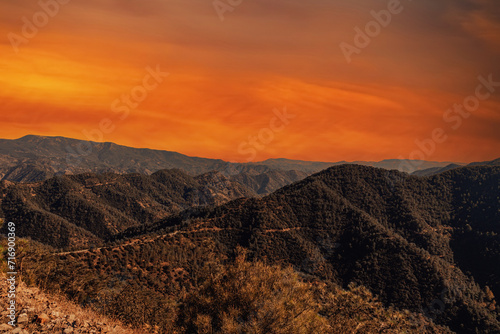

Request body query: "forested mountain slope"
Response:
[0, 169, 253, 248]
[118, 165, 500, 332]
[4, 164, 499, 332]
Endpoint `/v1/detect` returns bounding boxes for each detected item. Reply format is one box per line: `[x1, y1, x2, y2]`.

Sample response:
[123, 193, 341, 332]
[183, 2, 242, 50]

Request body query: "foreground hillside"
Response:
[10, 164, 499, 333]
[9, 239, 449, 334]
[0, 273, 140, 334]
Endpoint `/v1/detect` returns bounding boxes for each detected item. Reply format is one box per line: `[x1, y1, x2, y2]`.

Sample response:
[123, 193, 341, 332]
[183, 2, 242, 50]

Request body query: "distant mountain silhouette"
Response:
[0, 135, 228, 179]
[411, 158, 500, 177]
[468, 157, 500, 167]
[0, 135, 475, 195]
[412, 163, 463, 176]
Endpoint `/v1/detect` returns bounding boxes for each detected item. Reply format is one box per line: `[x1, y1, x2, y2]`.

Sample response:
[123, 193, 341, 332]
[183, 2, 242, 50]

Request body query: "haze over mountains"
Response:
[0, 134, 481, 188]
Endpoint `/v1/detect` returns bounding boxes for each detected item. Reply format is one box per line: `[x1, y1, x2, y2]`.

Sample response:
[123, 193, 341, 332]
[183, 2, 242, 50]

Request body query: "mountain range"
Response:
[0, 135, 469, 183]
[1, 135, 499, 333]
[2, 163, 499, 333]
[2, 134, 492, 199]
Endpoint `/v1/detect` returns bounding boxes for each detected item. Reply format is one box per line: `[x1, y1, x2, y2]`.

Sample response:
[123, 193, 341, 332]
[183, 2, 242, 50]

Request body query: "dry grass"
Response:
[0, 273, 145, 333]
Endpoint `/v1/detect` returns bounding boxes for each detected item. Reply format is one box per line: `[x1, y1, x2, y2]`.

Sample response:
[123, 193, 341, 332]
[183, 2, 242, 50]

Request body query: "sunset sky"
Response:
[1, 0, 499, 163]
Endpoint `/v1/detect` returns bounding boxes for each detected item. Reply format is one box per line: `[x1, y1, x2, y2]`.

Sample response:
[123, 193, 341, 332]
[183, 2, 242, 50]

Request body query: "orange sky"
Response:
[1, 0, 499, 163]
